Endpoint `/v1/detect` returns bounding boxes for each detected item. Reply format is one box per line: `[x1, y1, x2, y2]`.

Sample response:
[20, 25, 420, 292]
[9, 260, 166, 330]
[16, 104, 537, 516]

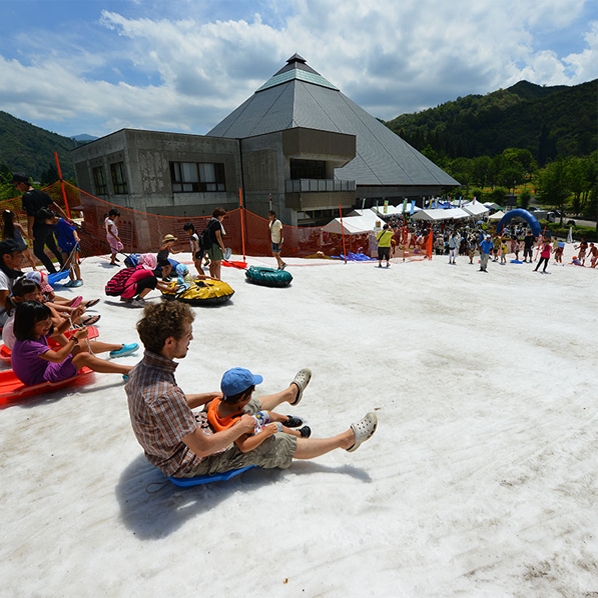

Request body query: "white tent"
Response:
[484, 202, 503, 211]
[447, 207, 471, 220]
[462, 202, 490, 217]
[347, 208, 384, 226]
[321, 216, 374, 235]
[372, 204, 422, 217]
[412, 209, 456, 222]
[487, 211, 504, 220]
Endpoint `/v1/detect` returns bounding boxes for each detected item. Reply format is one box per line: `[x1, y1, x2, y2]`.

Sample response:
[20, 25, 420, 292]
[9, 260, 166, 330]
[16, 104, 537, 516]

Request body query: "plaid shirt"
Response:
[126, 350, 213, 477]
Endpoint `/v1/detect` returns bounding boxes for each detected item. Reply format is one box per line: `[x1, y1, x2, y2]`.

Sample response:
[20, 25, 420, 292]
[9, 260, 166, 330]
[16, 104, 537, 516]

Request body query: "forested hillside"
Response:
[386, 79, 597, 165]
[0, 111, 76, 180]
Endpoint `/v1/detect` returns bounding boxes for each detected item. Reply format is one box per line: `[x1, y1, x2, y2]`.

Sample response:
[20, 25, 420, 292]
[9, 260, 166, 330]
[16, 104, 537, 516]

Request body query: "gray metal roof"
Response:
[208, 57, 459, 187]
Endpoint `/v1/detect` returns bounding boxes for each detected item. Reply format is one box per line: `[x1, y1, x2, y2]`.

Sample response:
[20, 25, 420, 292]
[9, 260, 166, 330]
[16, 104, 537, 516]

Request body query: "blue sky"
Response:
[1, 0, 596, 138]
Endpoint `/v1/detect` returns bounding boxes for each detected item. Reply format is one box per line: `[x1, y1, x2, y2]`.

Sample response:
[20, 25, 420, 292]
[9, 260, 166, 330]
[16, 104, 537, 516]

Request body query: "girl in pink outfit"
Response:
[104, 209, 123, 265]
[534, 241, 552, 273]
[110, 253, 169, 307]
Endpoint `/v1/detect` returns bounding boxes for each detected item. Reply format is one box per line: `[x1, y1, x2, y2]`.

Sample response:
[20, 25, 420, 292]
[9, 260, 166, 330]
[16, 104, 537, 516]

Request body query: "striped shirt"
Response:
[126, 350, 213, 476]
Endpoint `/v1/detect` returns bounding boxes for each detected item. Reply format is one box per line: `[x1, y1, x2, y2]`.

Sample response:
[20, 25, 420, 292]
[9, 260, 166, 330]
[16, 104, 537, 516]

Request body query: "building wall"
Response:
[71, 129, 242, 218]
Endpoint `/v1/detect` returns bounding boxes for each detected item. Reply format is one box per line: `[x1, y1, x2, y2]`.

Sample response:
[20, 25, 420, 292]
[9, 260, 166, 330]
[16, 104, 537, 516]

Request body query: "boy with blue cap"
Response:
[207, 367, 311, 452]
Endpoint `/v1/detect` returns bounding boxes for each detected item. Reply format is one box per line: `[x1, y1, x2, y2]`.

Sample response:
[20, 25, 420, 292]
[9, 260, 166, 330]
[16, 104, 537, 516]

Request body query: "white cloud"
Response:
[0, 0, 595, 136]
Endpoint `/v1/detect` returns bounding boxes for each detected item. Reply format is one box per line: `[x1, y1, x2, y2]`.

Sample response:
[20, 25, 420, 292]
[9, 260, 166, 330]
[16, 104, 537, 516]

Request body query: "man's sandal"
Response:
[347, 412, 378, 452]
[84, 298, 101, 309]
[290, 368, 311, 406]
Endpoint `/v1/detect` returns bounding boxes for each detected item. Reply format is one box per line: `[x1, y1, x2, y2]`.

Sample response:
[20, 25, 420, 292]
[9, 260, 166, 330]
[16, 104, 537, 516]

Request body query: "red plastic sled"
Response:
[0, 367, 95, 406]
[0, 326, 99, 363]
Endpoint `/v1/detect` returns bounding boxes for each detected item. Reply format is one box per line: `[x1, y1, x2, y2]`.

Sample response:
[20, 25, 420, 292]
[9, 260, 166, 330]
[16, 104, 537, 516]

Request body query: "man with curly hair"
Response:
[126, 301, 378, 479]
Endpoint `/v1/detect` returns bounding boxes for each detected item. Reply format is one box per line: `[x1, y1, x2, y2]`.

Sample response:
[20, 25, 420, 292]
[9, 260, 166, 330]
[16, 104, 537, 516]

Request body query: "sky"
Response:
[0, 0, 596, 139]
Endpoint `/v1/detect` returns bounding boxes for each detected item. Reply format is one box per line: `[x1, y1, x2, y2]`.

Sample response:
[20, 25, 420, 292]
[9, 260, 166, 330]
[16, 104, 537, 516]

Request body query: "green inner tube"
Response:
[245, 266, 293, 287]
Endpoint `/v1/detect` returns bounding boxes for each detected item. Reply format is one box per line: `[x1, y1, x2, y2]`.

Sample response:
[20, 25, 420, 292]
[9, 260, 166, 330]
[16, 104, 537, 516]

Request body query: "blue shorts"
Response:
[272, 242, 282, 253]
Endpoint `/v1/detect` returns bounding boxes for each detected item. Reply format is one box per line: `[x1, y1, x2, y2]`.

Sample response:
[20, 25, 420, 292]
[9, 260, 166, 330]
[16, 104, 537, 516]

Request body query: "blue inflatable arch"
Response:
[496, 209, 541, 237]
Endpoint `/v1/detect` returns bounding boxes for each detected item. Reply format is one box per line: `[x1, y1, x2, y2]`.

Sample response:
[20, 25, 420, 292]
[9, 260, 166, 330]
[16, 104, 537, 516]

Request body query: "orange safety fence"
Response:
[1, 181, 434, 263]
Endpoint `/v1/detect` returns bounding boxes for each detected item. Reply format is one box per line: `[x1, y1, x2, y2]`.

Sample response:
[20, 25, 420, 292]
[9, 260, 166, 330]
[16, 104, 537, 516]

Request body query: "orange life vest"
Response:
[207, 399, 243, 432]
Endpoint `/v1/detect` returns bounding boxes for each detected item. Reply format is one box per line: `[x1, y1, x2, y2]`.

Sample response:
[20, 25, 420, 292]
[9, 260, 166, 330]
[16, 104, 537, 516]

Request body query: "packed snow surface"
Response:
[1, 253, 597, 597]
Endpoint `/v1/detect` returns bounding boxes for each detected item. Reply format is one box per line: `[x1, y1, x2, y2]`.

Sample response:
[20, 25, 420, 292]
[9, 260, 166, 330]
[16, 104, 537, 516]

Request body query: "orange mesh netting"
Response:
[2, 181, 433, 263]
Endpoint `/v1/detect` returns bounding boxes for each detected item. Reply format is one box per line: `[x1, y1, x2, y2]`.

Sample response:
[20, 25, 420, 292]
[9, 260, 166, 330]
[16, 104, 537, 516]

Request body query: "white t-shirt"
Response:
[2, 315, 16, 349]
[105, 218, 118, 239]
[269, 219, 283, 243]
[0, 269, 12, 322]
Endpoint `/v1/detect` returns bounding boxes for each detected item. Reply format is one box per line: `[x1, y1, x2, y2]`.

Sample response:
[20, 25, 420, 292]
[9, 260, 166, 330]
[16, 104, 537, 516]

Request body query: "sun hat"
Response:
[221, 367, 263, 398]
[25, 270, 53, 293]
[163, 234, 177, 242]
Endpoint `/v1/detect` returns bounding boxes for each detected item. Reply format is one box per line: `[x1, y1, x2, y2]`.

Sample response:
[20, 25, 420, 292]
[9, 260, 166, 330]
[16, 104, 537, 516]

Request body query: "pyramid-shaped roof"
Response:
[208, 56, 459, 187]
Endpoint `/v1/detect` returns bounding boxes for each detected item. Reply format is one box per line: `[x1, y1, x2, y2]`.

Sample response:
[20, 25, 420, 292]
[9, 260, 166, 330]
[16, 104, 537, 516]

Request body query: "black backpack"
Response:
[199, 223, 213, 252]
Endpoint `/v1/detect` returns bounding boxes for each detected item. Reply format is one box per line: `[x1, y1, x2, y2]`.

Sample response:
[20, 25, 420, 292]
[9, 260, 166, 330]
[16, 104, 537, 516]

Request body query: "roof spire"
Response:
[286, 53, 307, 64]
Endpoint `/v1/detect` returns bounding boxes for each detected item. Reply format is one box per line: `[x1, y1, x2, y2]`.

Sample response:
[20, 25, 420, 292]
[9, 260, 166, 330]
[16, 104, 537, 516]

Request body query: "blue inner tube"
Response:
[245, 266, 293, 287]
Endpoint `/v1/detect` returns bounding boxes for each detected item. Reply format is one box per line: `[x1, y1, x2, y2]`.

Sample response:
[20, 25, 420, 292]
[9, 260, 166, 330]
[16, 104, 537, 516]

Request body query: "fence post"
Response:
[239, 188, 246, 261]
[338, 204, 347, 264]
[54, 151, 71, 219]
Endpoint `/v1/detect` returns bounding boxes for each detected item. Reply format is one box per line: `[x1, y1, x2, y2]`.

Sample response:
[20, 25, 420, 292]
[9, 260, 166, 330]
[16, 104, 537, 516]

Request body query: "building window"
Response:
[170, 162, 226, 193]
[92, 166, 107, 195]
[290, 159, 326, 180]
[110, 162, 128, 195]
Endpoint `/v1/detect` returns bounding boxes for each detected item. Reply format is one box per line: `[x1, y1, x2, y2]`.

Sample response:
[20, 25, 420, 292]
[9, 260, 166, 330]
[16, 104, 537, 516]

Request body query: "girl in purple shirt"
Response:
[12, 301, 134, 386]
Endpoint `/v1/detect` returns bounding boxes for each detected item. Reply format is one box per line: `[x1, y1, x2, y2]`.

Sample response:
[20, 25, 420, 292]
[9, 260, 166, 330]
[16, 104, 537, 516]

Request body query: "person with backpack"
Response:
[104, 254, 169, 307]
[11, 173, 71, 274]
[203, 208, 227, 281]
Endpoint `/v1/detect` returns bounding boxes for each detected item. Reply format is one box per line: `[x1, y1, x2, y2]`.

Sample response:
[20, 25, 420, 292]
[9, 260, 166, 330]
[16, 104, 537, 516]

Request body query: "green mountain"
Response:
[385, 79, 597, 165]
[0, 111, 76, 181]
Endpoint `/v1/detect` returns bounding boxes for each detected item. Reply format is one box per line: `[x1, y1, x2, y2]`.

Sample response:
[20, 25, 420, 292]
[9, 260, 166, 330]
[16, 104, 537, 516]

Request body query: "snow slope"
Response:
[1, 253, 597, 597]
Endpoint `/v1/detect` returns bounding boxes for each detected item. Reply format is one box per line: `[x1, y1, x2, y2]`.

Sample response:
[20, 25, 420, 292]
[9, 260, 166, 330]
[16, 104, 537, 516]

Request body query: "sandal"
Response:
[347, 413, 378, 452]
[285, 415, 304, 428]
[84, 298, 101, 309]
[299, 426, 311, 438]
[82, 315, 101, 326]
[70, 296, 83, 308]
[290, 368, 312, 406]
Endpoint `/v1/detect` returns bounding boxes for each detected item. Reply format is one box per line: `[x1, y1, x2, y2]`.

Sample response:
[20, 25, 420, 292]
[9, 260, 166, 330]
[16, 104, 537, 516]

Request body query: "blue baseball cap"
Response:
[221, 367, 263, 397]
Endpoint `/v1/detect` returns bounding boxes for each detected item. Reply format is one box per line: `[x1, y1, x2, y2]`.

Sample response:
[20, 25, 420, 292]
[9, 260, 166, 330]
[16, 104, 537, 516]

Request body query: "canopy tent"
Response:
[370, 205, 420, 217]
[412, 209, 457, 222]
[347, 208, 384, 225]
[484, 202, 504, 210]
[321, 216, 374, 235]
[487, 211, 504, 220]
[462, 202, 490, 217]
[447, 207, 471, 220]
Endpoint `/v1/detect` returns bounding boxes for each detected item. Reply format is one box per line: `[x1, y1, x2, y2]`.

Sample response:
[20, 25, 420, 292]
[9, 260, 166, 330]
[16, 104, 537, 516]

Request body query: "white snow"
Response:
[1, 253, 597, 597]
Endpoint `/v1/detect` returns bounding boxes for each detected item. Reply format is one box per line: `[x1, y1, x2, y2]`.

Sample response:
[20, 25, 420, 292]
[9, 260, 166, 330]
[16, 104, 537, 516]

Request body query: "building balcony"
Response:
[285, 179, 356, 193]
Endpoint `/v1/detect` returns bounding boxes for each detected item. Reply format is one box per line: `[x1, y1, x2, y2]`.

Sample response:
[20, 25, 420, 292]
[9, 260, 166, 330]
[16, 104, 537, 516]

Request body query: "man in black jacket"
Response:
[11, 172, 70, 273]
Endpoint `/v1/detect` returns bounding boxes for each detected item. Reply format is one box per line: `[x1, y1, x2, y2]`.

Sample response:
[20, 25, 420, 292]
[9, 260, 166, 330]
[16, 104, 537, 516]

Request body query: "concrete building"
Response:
[72, 54, 459, 226]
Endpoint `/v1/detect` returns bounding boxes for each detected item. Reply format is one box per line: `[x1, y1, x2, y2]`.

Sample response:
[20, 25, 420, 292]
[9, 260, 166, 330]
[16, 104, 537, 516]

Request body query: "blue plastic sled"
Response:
[167, 465, 256, 487]
[48, 270, 71, 285]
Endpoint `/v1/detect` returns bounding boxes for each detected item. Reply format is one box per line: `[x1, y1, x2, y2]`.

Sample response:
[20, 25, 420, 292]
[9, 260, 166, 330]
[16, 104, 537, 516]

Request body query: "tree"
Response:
[472, 156, 492, 188]
[518, 189, 532, 210]
[489, 187, 508, 206]
[40, 164, 59, 186]
[538, 160, 569, 224]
